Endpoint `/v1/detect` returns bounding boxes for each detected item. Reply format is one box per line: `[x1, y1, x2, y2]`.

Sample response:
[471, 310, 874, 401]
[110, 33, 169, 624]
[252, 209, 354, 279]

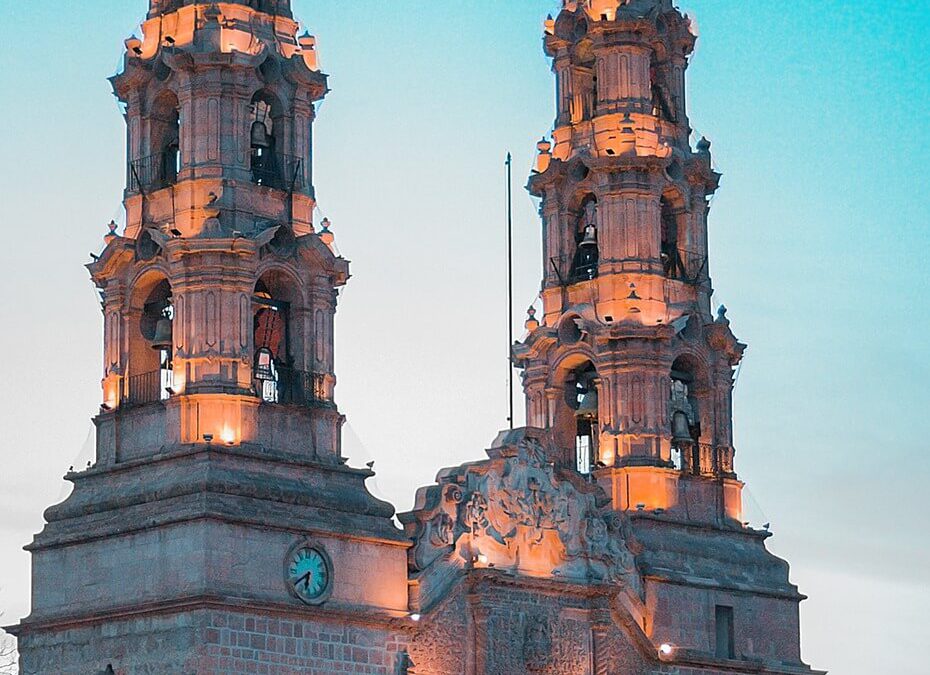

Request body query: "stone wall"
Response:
[19, 609, 410, 675]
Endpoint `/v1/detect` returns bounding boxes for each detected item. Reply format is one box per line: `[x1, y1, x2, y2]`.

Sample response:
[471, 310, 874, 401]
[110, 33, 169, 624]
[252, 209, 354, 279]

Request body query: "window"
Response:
[570, 196, 599, 283]
[571, 364, 598, 474]
[715, 605, 735, 659]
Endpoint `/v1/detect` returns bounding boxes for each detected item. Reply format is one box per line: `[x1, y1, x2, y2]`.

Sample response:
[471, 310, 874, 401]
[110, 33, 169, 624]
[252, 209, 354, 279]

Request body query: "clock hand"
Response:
[295, 571, 311, 590]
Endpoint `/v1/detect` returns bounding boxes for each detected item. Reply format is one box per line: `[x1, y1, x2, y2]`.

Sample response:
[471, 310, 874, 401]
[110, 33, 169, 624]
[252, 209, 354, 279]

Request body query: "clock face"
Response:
[285, 544, 332, 605]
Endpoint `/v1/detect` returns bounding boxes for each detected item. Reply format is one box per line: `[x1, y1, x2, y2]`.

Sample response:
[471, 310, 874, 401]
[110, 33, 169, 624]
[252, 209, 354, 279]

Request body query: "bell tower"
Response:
[515, 0, 747, 524]
[13, 1, 410, 671]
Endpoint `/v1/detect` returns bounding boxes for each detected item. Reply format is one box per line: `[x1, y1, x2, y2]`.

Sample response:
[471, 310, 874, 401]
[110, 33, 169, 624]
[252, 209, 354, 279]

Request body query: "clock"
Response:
[284, 541, 333, 605]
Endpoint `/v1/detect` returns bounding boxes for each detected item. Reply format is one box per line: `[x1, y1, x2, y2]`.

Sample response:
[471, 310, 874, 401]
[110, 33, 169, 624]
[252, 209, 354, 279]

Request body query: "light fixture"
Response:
[409, 613, 421, 622]
[659, 643, 673, 657]
[476, 554, 488, 565]
[203, 433, 214, 443]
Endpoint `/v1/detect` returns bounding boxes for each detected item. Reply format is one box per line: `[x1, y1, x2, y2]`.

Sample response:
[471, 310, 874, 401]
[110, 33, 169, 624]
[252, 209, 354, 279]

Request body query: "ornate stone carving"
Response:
[523, 615, 553, 671]
[404, 428, 640, 593]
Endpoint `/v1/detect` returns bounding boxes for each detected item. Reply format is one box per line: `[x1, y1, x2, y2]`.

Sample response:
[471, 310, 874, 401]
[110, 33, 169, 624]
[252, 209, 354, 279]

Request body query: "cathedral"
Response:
[11, 1, 823, 673]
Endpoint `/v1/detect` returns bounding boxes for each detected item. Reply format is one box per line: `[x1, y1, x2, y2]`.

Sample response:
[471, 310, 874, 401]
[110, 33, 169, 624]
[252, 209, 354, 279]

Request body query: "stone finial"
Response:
[544, 14, 555, 35]
[319, 218, 335, 245]
[525, 306, 540, 332]
[716, 304, 729, 324]
[104, 220, 118, 244]
[535, 138, 552, 173]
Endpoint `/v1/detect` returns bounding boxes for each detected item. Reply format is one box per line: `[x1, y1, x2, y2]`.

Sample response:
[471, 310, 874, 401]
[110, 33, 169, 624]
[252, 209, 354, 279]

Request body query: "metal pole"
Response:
[506, 152, 514, 430]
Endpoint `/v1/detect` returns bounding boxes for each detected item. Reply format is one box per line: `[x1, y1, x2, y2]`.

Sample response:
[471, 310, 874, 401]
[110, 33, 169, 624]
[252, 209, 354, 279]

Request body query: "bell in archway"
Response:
[575, 385, 598, 417]
[151, 315, 173, 351]
[579, 224, 597, 249]
[250, 120, 272, 150]
[672, 411, 692, 441]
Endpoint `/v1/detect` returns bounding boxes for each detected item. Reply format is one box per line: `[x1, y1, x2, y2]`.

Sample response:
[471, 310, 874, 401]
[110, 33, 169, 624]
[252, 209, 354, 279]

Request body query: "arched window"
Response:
[670, 356, 701, 474]
[250, 94, 280, 188]
[253, 279, 289, 402]
[133, 91, 180, 192]
[125, 277, 174, 406]
[570, 195, 598, 282]
[571, 363, 599, 474]
[661, 196, 682, 278]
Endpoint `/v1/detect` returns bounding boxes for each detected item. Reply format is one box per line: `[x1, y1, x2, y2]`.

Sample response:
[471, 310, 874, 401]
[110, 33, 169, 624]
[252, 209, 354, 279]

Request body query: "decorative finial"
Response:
[535, 137, 552, 173]
[319, 218, 334, 246]
[104, 220, 118, 244]
[697, 136, 711, 153]
[627, 283, 640, 300]
[525, 306, 540, 332]
[716, 304, 729, 324]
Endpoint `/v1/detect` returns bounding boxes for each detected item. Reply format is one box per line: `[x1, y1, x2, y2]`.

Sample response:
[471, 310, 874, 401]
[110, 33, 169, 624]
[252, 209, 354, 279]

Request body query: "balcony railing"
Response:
[250, 153, 305, 192]
[261, 368, 329, 407]
[128, 151, 179, 193]
[663, 248, 708, 285]
[122, 370, 170, 408]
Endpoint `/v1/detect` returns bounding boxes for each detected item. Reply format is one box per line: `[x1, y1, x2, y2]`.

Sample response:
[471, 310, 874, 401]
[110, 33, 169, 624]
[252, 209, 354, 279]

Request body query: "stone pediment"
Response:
[401, 428, 641, 595]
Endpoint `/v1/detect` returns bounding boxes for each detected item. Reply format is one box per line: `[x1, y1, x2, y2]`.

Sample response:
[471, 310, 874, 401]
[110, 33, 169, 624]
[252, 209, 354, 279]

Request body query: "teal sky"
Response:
[1, 2, 928, 672]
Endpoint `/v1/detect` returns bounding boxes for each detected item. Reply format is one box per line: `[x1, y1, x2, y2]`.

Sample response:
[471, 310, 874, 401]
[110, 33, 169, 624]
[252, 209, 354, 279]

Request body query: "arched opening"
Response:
[126, 276, 174, 407]
[651, 60, 675, 122]
[252, 269, 317, 405]
[253, 276, 289, 402]
[552, 358, 600, 474]
[660, 196, 683, 278]
[669, 355, 702, 474]
[569, 194, 598, 283]
[134, 90, 180, 192]
[250, 94, 276, 183]
[249, 91, 298, 190]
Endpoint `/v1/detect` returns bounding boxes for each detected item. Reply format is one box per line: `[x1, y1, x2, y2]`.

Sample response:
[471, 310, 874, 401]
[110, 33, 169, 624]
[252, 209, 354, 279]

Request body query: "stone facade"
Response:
[11, 1, 822, 674]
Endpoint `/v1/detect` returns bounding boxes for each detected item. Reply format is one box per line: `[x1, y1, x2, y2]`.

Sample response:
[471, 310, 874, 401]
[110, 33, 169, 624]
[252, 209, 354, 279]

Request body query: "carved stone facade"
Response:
[13, 1, 821, 674]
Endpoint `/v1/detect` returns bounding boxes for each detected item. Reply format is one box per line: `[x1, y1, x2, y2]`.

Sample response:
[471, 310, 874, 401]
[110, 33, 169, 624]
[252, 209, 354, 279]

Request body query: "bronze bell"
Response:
[579, 224, 597, 249]
[575, 386, 598, 417]
[151, 316, 173, 351]
[250, 120, 272, 149]
[672, 411, 692, 440]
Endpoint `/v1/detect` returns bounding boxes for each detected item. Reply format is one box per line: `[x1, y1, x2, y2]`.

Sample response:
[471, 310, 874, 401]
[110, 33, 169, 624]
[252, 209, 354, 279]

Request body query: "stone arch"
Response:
[669, 352, 710, 473]
[548, 349, 601, 472]
[125, 269, 174, 404]
[253, 265, 309, 401]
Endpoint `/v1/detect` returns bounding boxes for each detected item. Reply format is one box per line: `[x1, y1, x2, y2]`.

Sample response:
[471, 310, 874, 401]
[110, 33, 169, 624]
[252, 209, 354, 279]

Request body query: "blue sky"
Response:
[1, 1, 928, 672]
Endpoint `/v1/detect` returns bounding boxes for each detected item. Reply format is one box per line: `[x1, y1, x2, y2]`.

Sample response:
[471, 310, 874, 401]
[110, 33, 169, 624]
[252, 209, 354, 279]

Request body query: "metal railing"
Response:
[128, 151, 179, 193]
[122, 370, 166, 407]
[264, 368, 329, 407]
[663, 248, 708, 285]
[250, 153, 304, 191]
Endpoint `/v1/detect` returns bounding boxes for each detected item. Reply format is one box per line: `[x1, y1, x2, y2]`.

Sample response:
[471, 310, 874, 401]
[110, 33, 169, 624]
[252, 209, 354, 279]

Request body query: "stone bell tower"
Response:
[514, 0, 746, 525]
[13, 1, 410, 672]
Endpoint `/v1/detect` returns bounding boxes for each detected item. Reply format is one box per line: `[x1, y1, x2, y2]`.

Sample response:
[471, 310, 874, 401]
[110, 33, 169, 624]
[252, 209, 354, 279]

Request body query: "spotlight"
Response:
[659, 643, 673, 657]
[409, 613, 421, 622]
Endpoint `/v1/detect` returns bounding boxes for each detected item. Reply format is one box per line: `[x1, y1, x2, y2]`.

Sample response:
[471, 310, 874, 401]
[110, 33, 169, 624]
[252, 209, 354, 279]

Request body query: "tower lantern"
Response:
[515, 0, 746, 522]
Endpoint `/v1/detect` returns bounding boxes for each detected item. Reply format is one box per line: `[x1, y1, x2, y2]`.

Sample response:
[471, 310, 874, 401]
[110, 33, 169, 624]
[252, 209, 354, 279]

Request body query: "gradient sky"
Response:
[1, 1, 928, 672]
